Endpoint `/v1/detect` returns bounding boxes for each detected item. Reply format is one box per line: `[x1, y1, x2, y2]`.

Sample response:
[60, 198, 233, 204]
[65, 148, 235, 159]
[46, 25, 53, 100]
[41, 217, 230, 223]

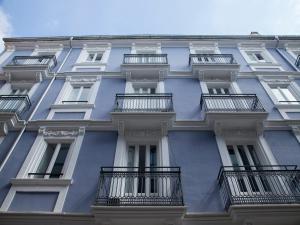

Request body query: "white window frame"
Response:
[72, 44, 111, 71]
[215, 131, 277, 168]
[260, 76, 300, 119]
[239, 43, 283, 71]
[0, 127, 85, 212]
[200, 80, 242, 94]
[285, 43, 300, 60]
[113, 131, 170, 168]
[49, 75, 101, 120]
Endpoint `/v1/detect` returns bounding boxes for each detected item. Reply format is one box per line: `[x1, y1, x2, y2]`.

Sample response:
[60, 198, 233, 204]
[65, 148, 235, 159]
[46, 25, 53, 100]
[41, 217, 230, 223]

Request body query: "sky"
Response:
[0, 0, 300, 49]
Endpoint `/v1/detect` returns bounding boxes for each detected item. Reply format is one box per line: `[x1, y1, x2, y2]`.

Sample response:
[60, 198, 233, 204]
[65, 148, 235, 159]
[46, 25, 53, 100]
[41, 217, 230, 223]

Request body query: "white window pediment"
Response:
[73, 43, 111, 71]
[131, 42, 161, 54]
[189, 42, 220, 54]
[238, 42, 281, 70]
[285, 43, 300, 59]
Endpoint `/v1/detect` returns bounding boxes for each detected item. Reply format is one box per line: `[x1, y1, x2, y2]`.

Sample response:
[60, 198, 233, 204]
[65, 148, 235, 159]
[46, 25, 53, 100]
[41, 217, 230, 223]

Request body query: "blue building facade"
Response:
[0, 35, 299, 225]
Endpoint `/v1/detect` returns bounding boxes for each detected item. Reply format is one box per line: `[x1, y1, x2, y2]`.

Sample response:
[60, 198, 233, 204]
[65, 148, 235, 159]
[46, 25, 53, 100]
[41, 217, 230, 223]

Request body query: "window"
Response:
[134, 87, 156, 94]
[125, 144, 158, 194]
[271, 86, 299, 104]
[32, 143, 71, 179]
[226, 144, 271, 193]
[208, 87, 230, 95]
[63, 86, 91, 103]
[85, 51, 102, 62]
[246, 51, 267, 63]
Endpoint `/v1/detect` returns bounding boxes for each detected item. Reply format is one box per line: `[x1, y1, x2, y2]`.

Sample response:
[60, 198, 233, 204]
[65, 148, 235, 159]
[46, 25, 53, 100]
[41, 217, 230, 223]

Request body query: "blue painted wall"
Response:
[59, 48, 81, 72]
[106, 47, 131, 72]
[294, 79, 300, 87]
[0, 131, 18, 165]
[52, 112, 85, 120]
[168, 131, 224, 212]
[237, 78, 282, 120]
[21, 79, 51, 120]
[32, 79, 65, 120]
[267, 48, 295, 72]
[219, 47, 252, 72]
[264, 131, 300, 167]
[52, 48, 70, 72]
[91, 78, 125, 120]
[165, 78, 202, 120]
[9, 192, 58, 212]
[0, 132, 37, 206]
[63, 131, 118, 212]
[162, 47, 190, 71]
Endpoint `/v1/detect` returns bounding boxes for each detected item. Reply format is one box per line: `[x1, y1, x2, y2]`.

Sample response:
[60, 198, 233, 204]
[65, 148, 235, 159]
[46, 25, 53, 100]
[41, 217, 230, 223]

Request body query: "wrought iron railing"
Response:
[0, 95, 31, 116]
[95, 167, 183, 206]
[113, 93, 173, 112]
[8, 55, 57, 69]
[295, 55, 300, 68]
[200, 94, 265, 112]
[218, 165, 300, 208]
[189, 54, 237, 65]
[123, 54, 168, 64]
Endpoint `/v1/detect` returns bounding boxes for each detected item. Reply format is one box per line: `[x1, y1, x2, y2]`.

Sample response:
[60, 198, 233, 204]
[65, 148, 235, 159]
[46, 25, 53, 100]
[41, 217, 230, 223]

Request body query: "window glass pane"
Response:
[208, 88, 214, 94]
[86, 53, 95, 61]
[247, 52, 257, 61]
[227, 145, 239, 167]
[68, 87, 80, 101]
[78, 87, 90, 101]
[35, 144, 56, 177]
[150, 88, 156, 94]
[248, 145, 260, 166]
[255, 53, 264, 61]
[95, 53, 102, 61]
[150, 145, 157, 167]
[272, 88, 286, 102]
[50, 144, 70, 178]
[282, 88, 297, 101]
[127, 146, 135, 167]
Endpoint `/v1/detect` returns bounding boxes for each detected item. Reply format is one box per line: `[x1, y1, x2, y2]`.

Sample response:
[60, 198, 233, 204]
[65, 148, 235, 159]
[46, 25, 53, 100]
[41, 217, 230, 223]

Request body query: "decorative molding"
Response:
[38, 127, 85, 137]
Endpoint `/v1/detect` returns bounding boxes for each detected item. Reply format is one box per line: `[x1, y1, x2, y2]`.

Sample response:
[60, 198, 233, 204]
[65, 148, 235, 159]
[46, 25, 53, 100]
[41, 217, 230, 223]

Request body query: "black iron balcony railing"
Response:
[200, 94, 265, 112]
[95, 167, 183, 206]
[113, 93, 173, 112]
[189, 54, 237, 65]
[295, 55, 300, 68]
[0, 95, 31, 116]
[8, 55, 57, 69]
[123, 54, 168, 64]
[218, 165, 300, 208]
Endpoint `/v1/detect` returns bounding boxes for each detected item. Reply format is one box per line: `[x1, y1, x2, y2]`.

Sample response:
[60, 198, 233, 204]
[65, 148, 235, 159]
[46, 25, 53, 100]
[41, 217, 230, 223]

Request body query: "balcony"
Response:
[3, 55, 57, 82]
[111, 94, 175, 131]
[121, 54, 169, 80]
[0, 95, 31, 134]
[218, 165, 300, 208]
[189, 54, 240, 81]
[95, 167, 183, 206]
[295, 55, 300, 69]
[200, 94, 268, 132]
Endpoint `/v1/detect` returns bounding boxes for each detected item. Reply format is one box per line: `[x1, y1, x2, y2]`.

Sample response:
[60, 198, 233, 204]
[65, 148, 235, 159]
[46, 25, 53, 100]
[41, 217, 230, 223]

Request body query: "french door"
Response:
[125, 144, 158, 196]
[226, 144, 271, 195]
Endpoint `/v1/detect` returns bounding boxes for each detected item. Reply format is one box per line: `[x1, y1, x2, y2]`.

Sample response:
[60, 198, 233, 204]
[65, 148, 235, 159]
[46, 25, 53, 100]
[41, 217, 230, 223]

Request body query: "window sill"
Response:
[11, 178, 72, 187]
[73, 62, 107, 66]
[51, 103, 95, 109]
[275, 103, 300, 110]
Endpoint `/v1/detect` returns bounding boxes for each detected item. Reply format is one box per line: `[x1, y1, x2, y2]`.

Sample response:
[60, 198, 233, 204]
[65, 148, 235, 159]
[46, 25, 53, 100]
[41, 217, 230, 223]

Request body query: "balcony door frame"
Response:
[215, 132, 279, 196]
[113, 131, 171, 199]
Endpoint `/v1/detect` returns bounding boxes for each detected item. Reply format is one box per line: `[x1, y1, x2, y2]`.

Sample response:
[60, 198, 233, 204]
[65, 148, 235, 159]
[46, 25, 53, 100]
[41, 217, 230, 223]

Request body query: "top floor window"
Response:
[86, 51, 102, 62]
